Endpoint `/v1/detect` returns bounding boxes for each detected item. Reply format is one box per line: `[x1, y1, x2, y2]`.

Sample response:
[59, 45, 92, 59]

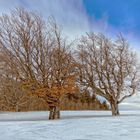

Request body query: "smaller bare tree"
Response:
[78, 33, 140, 116]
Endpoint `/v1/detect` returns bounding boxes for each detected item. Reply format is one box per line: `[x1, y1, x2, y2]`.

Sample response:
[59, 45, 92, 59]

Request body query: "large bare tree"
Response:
[78, 33, 140, 116]
[0, 8, 78, 119]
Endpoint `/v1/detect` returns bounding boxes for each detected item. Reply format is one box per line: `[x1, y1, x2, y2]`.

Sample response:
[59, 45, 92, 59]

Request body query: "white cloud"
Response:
[0, 0, 91, 39]
[0, 0, 139, 55]
[0, 0, 139, 59]
[0, 0, 138, 43]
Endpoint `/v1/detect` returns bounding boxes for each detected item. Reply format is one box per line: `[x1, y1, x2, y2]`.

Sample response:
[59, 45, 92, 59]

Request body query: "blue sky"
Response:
[0, 0, 140, 48]
[83, 0, 140, 35]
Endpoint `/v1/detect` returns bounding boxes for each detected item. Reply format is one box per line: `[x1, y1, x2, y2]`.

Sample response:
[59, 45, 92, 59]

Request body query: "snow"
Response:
[0, 110, 140, 140]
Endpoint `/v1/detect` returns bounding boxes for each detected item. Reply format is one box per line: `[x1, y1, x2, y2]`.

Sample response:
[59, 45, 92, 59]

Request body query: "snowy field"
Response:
[0, 110, 140, 140]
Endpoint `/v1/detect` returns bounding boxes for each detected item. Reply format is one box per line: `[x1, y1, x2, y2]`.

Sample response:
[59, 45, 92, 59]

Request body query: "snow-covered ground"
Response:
[0, 110, 140, 140]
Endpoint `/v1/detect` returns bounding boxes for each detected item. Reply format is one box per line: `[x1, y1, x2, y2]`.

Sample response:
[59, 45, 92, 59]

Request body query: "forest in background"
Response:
[0, 88, 109, 112]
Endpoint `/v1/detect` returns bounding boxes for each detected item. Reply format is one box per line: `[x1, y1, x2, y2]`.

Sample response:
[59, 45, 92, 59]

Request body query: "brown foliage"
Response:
[0, 8, 78, 119]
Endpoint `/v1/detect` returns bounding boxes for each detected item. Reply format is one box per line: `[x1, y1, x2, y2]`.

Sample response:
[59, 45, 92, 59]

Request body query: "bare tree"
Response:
[0, 8, 78, 119]
[78, 33, 139, 116]
[46, 47, 79, 119]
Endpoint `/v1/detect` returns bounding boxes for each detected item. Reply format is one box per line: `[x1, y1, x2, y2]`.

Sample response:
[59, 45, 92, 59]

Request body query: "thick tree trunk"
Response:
[16, 104, 19, 112]
[110, 102, 120, 116]
[49, 106, 60, 120]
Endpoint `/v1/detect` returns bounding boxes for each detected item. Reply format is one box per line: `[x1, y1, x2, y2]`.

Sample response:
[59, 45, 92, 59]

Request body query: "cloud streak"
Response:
[0, 0, 139, 48]
[0, 0, 115, 39]
[0, 0, 92, 39]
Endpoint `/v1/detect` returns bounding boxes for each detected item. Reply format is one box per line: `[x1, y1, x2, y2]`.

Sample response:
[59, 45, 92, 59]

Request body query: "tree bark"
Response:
[16, 104, 19, 112]
[49, 106, 60, 120]
[110, 102, 120, 116]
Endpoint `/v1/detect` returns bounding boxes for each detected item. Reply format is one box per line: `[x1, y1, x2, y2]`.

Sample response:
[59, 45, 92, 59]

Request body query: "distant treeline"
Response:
[0, 87, 109, 112]
[61, 93, 109, 110]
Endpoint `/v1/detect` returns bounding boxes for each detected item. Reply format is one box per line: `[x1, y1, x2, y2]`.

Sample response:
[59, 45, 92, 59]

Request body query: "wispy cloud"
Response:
[0, 0, 91, 39]
[0, 0, 139, 48]
[0, 0, 119, 40]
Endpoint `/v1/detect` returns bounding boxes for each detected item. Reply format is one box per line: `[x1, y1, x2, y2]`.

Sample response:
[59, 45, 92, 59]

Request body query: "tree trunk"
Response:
[49, 106, 60, 120]
[110, 102, 120, 116]
[16, 104, 20, 112]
